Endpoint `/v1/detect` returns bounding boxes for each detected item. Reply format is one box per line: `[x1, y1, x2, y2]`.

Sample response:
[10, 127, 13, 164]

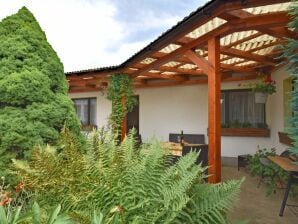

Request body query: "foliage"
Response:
[14, 129, 242, 224]
[0, 7, 82, 180]
[283, 0, 298, 159]
[0, 202, 73, 224]
[239, 75, 276, 95]
[249, 147, 288, 195]
[106, 74, 137, 136]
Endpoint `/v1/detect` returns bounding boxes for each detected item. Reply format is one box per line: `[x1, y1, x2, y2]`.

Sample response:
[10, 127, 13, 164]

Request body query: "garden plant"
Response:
[0, 7, 82, 180]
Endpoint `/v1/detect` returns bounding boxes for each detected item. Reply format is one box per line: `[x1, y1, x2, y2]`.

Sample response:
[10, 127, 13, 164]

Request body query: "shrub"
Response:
[249, 147, 288, 195]
[0, 7, 82, 180]
[14, 129, 243, 224]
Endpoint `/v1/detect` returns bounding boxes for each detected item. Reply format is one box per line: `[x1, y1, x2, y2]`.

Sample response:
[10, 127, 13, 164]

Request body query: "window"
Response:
[73, 98, 96, 126]
[221, 90, 266, 128]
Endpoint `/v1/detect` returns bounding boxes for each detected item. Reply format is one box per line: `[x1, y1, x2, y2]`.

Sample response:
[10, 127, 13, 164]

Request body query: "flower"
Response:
[15, 181, 25, 193]
[0, 191, 12, 206]
[239, 74, 276, 95]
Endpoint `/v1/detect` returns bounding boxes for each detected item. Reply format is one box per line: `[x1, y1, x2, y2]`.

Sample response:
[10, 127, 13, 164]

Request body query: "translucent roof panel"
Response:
[140, 57, 156, 64]
[220, 30, 259, 46]
[179, 63, 197, 69]
[161, 71, 178, 75]
[253, 46, 277, 55]
[163, 61, 181, 67]
[186, 17, 227, 39]
[236, 61, 257, 67]
[233, 34, 277, 52]
[222, 57, 244, 65]
[149, 70, 160, 73]
[159, 44, 181, 53]
[243, 2, 293, 14]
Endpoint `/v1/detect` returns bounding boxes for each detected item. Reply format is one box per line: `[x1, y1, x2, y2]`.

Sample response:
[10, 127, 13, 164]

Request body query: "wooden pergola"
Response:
[66, 0, 297, 183]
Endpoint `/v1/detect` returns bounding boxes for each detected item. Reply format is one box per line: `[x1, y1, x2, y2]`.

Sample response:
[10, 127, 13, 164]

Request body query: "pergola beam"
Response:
[221, 47, 276, 65]
[185, 50, 210, 74]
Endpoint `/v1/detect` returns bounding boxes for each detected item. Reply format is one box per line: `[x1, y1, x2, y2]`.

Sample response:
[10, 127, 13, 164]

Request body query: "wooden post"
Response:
[121, 96, 127, 141]
[208, 36, 221, 183]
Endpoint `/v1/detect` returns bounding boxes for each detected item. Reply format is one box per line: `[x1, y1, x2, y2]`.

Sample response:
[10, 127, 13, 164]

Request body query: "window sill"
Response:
[278, 132, 294, 146]
[81, 124, 97, 131]
[221, 128, 270, 137]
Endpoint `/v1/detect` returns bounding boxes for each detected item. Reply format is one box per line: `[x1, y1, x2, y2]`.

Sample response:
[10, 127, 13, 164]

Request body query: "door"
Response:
[126, 96, 139, 135]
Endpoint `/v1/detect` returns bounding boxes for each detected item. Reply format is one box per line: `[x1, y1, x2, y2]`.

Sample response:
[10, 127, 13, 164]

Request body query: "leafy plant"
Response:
[106, 74, 137, 136]
[239, 75, 276, 95]
[0, 7, 82, 182]
[14, 129, 243, 223]
[0, 202, 73, 224]
[283, 0, 298, 160]
[249, 147, 288, 195]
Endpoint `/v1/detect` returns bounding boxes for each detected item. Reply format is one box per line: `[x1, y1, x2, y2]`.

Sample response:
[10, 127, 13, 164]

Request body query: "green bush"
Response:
[0, 7, 82, 180]
[249, 147, 288, 195]
[14, 129, 243, 224]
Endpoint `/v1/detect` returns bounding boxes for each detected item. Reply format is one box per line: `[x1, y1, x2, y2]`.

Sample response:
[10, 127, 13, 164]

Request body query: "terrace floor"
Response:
[224, 166, 298, 224]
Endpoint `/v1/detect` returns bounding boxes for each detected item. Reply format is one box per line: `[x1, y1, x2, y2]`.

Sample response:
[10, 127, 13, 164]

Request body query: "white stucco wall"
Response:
[68, 66, 291, 157]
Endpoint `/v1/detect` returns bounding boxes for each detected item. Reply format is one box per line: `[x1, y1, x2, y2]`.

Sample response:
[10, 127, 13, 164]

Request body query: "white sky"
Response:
[0, 0, 206, 72]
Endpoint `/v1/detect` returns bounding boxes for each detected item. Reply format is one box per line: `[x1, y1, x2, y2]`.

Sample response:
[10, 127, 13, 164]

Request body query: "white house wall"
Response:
[68, 66, 291, 157]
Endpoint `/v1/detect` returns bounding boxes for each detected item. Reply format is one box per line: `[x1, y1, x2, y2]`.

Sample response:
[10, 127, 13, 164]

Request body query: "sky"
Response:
[0, 0, 208, 72]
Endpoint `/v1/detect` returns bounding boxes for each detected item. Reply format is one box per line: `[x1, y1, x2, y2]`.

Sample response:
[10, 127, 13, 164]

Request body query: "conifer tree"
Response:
[0, 7, 81, 178]
[283, 1, 298, 158]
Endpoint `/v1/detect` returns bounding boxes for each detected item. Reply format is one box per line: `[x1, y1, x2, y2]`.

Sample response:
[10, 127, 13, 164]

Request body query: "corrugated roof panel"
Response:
[254, 46, 277, 55]
[163, 61, 181, 67]
[233, 34, 277, 51]
[220, 54, 229, 60]
[195, 48, 207, 55]
[186, 17, 226, 39]
[149, 70, 160, 73]
[129, 67, 139, 71]
[179, 63, 197, 69]
[244, 2, 292, 14]
[140, 57, 157, 64]
[236, 61, 256, 66]
[221, 30, 258, 46]
[162, 71, 178, 75]
[222, 57, 244, 65]
[159, 43, 181, 53]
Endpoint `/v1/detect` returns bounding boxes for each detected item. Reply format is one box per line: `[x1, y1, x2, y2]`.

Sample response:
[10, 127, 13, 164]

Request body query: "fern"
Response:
[14, 128, 242, 223]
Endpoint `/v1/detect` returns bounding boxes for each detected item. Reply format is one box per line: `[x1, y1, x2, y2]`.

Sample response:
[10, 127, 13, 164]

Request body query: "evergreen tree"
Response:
[0, 7, 81, 178]
[283, 1, 298, 158]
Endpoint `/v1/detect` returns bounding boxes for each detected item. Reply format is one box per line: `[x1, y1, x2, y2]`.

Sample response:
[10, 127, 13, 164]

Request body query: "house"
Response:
[66, 0, 297, 183]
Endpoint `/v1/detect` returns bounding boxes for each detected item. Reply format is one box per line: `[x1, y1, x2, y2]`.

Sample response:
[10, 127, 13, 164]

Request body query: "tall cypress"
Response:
[283, 1, 298, 158]
[0, 7, 82, 178]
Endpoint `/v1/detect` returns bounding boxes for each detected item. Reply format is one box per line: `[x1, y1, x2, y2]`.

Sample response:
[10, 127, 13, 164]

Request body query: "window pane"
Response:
[89, 98, 96, 125]
[73, 99, 89, 125]
[223, 90, 265, 127]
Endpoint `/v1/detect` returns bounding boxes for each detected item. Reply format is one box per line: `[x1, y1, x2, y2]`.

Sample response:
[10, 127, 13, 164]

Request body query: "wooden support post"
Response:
[121, 96, 127, 141]
[208, 36, 221, 183]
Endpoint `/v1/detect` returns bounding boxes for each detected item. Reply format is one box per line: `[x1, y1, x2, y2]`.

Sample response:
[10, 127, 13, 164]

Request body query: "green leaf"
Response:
[32, 202, 41, 224]
[48, 204, 61, 224]
[0, 206, 8, 224]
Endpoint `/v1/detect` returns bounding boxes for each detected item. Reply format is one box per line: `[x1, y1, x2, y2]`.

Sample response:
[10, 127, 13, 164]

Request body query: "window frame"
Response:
[221, 89, 266, 127]
[72, 97, 97, 126]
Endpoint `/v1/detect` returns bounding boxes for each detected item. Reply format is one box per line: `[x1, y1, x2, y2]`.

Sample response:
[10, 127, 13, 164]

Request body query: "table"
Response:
[268, 156, 298, 216]
[160, 142, 204, 156]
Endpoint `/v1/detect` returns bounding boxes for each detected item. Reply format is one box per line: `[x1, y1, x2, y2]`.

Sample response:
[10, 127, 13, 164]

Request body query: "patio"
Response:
[224, 166, 298, 223]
